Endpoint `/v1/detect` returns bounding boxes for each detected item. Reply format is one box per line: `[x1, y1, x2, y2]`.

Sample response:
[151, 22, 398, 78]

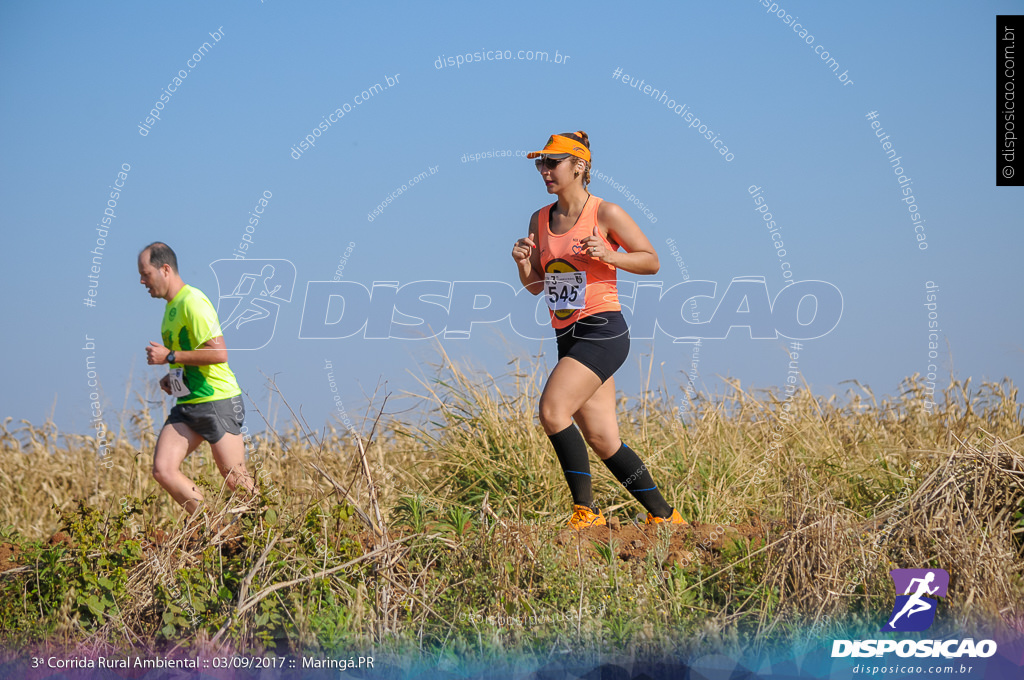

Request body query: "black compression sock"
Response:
[602, 443, 673, 518]
[548, 424, 595, 510]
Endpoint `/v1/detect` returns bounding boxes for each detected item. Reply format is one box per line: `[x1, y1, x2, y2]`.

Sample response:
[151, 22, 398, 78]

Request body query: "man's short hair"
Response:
[141, 242, 178, 273]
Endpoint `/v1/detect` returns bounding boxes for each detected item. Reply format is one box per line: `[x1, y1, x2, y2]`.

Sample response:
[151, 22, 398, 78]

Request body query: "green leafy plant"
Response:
[440, 505, 473, 539]
[394, 494, 432, 533]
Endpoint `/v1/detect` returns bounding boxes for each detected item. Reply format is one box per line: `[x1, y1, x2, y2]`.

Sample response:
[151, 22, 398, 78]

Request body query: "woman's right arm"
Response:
[512, 211, 544, 295]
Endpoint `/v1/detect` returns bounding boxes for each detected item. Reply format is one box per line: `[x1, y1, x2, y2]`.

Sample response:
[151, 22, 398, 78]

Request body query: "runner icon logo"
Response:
[209, 259, 296, 350]
[882, 568, 949, 633]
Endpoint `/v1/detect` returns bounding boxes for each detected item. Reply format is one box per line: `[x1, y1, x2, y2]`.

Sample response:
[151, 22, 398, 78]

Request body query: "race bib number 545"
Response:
[545, 271, 586, 311]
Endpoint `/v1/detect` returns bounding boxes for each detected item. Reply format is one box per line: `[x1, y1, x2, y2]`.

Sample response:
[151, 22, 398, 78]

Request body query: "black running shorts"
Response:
[165, 395, 245, 444]
[555, 311, 630, 383]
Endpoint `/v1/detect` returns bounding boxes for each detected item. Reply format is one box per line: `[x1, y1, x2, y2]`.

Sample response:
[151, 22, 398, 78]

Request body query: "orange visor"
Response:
[526, 134, 591, 162]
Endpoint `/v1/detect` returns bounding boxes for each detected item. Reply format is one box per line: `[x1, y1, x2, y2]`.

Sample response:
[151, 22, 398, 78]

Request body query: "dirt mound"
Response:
[552, 517, 766, 568]
[373, 515, 769, 571]
[0, 542, 22, 572]
[48, 531, 72, 547]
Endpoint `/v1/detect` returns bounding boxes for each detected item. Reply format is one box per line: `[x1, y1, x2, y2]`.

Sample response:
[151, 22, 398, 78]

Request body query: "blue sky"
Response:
[1, 1, 1020, 438]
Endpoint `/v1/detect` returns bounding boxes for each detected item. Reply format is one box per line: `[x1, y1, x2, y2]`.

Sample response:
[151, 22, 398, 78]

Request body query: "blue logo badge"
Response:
[882, 568, 949, 632]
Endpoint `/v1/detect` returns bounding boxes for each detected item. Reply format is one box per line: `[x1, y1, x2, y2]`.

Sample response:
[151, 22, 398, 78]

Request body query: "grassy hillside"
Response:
[1, 353, 1022, 664]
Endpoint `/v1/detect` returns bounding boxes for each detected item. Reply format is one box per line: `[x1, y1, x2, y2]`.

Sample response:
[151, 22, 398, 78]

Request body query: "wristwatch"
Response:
[167, 351, 176, 365]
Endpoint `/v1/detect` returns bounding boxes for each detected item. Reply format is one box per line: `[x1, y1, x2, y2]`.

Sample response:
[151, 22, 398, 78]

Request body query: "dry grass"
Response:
[0, 352, 1022, 661]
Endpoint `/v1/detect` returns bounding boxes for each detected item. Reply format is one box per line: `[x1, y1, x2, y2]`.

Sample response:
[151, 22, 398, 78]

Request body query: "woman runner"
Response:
[511, 131, 686, 529]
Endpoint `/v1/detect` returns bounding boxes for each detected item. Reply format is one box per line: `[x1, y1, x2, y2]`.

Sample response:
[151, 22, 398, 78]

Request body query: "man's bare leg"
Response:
[210, 432, 257, 498]
[153, 422, 205, 513]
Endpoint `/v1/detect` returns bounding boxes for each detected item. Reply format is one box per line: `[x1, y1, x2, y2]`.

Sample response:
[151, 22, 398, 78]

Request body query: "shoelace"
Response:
[571, 507, 599, 526]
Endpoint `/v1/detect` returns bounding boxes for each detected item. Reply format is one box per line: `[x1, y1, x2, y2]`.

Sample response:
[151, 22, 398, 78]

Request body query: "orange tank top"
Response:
[538, 195, 621, 329]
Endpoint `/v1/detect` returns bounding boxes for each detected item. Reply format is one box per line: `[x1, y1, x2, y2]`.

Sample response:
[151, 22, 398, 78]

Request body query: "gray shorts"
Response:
[165, 395, 244, 444]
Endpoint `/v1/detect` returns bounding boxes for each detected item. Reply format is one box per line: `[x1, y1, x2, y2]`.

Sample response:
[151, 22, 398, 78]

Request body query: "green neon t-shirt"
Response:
[160, 285, 241, 404]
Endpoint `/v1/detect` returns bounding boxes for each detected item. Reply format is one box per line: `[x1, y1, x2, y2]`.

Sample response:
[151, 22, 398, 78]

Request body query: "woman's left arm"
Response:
[583, 201, 660, 275]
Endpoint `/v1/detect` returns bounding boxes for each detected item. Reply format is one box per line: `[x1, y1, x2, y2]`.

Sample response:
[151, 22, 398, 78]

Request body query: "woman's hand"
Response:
[580, 226, 617, 265]
[515, 213, 545, 294]
[512, 232, 537, 270]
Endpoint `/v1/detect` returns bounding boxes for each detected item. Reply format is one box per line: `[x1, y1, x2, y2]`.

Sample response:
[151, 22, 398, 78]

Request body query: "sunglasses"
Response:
[534, 155, 571, 170]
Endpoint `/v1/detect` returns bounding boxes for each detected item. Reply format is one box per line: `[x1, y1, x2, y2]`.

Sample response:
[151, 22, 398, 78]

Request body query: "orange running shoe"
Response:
[568, 504, 606, 530]
[645, 508, 688, 525]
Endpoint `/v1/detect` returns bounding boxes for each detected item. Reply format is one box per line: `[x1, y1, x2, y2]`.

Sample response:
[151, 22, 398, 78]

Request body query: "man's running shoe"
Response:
[568, 504, 606, 530]
[645, 508, 688, 525]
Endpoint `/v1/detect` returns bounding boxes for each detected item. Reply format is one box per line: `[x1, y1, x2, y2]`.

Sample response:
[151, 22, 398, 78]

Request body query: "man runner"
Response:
[138, 242, 256, 512]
